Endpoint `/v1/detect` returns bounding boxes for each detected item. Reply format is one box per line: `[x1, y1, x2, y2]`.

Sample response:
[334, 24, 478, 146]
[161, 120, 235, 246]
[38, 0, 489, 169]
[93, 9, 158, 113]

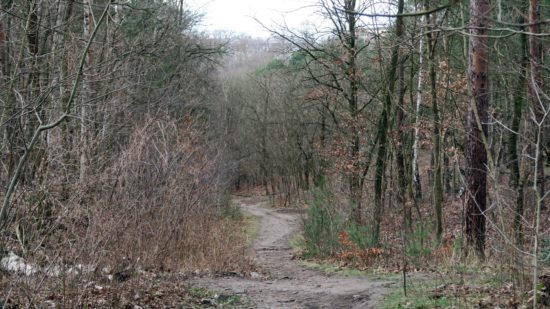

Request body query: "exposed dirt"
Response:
[191, 197, 391, 308]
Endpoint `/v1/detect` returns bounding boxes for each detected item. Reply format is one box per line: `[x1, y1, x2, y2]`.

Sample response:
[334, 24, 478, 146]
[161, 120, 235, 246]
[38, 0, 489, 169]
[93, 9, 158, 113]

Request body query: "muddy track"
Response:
[191, 197, 391, 308]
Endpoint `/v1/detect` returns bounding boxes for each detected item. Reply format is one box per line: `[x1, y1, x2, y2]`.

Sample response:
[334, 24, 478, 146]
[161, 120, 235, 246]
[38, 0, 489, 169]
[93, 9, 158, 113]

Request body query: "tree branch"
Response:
[342, 3, 452, 18]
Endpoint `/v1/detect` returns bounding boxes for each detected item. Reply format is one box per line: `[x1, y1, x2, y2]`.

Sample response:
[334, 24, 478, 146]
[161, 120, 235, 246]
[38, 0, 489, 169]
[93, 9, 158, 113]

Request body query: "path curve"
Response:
[192, 197, 390, 308]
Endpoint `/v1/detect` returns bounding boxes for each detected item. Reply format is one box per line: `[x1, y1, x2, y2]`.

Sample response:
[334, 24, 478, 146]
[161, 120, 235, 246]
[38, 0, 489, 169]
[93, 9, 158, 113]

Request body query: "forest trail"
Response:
[191, 197, 391, 308]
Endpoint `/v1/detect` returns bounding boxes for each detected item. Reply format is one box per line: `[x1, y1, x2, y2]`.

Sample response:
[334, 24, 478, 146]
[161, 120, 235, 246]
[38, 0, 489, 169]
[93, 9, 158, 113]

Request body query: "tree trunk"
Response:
[25, 0, 43, 182]
[395, 0, 409, 229]
[427, 3, 443, 243]
[80, 0, 94, 181]
[511, 19, 527, 246]
[0, 12, 14, 185]
[0, 10, 17, 183]
[0, 16, 5, 86]
[0, 14, 7, 157]
[412, 13, 425, 204]
[528, 0, 546, 306]
[345, 0, 363, 226]
[373, 0, 404, 245]
[528, 0, 545, 210]
[466, 0, 490, 259]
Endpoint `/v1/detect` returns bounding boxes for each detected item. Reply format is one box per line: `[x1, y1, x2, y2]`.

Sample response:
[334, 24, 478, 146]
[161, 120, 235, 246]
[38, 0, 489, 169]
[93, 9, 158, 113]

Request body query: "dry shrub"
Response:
[66, 115, 251, 272]
[1, 114, 251, 283]
[336, 231, 385, 267]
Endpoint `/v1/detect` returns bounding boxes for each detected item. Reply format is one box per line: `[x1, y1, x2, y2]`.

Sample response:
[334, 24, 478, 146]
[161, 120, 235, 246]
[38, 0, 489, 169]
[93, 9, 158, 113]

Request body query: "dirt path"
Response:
[191, 197, 391, 308]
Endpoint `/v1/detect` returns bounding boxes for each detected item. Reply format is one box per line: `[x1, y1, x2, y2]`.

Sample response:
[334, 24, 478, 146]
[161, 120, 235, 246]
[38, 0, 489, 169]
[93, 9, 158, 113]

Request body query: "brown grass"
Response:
[0, 115, 253, 306]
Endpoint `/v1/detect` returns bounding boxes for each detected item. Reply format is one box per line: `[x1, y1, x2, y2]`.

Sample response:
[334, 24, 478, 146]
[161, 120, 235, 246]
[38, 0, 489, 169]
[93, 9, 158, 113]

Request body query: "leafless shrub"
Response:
[0, 114, 252, 306]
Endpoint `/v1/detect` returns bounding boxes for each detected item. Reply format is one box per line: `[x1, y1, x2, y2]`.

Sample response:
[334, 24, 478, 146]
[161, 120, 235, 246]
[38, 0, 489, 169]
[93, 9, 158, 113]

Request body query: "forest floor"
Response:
[4, 193, 545, 307]
[189, 196, 392, 308]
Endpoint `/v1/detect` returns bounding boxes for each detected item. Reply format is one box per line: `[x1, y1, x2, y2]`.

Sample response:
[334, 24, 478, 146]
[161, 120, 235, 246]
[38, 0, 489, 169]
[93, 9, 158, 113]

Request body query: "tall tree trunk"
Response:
[373, 0, 404, 245]
[466, 0, 490, 259]
[0, 15, 5, 89]
[261, 78, 272, 196]
[58, 0, 75, 199]
[46, 0, 74, 173]
[345, 0, 363, 226]
[412, 13, 425, 204]
[25, 0, 43, 182]
[0, 11, 12, 184]
[394, 0, 409, 229]
[528, 0, 546, 306]
[427, 3, 443, 243]
[528, 0, 545, 210]
[80, 0, 94, 181]
[0, 8, 17, 182]
[0, 14, 7, 155]
[511, 19, 527, 246]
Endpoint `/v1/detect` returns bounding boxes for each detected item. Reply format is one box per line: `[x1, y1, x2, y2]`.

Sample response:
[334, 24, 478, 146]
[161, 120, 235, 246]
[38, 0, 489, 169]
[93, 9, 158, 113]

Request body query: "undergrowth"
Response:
[301, 184, 387, 266]
[302, 186, 342, 258]
[296, 182, 548, 308]
[381, 259, 524, 309]
[0, 117, 255, 307]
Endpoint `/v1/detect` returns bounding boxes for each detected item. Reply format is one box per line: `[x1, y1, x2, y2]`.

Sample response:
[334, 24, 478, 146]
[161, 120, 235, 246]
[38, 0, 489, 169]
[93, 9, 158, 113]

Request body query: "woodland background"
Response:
[0, 0, 549, 307]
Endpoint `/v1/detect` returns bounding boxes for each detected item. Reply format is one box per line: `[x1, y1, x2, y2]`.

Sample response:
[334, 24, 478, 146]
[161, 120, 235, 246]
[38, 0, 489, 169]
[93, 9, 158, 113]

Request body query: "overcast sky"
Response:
[188, 0, 321, 38]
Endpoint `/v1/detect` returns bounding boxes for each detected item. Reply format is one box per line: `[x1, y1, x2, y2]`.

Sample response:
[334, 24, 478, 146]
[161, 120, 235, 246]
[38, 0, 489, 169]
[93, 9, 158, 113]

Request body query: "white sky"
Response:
[188, 0, 320, 38]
